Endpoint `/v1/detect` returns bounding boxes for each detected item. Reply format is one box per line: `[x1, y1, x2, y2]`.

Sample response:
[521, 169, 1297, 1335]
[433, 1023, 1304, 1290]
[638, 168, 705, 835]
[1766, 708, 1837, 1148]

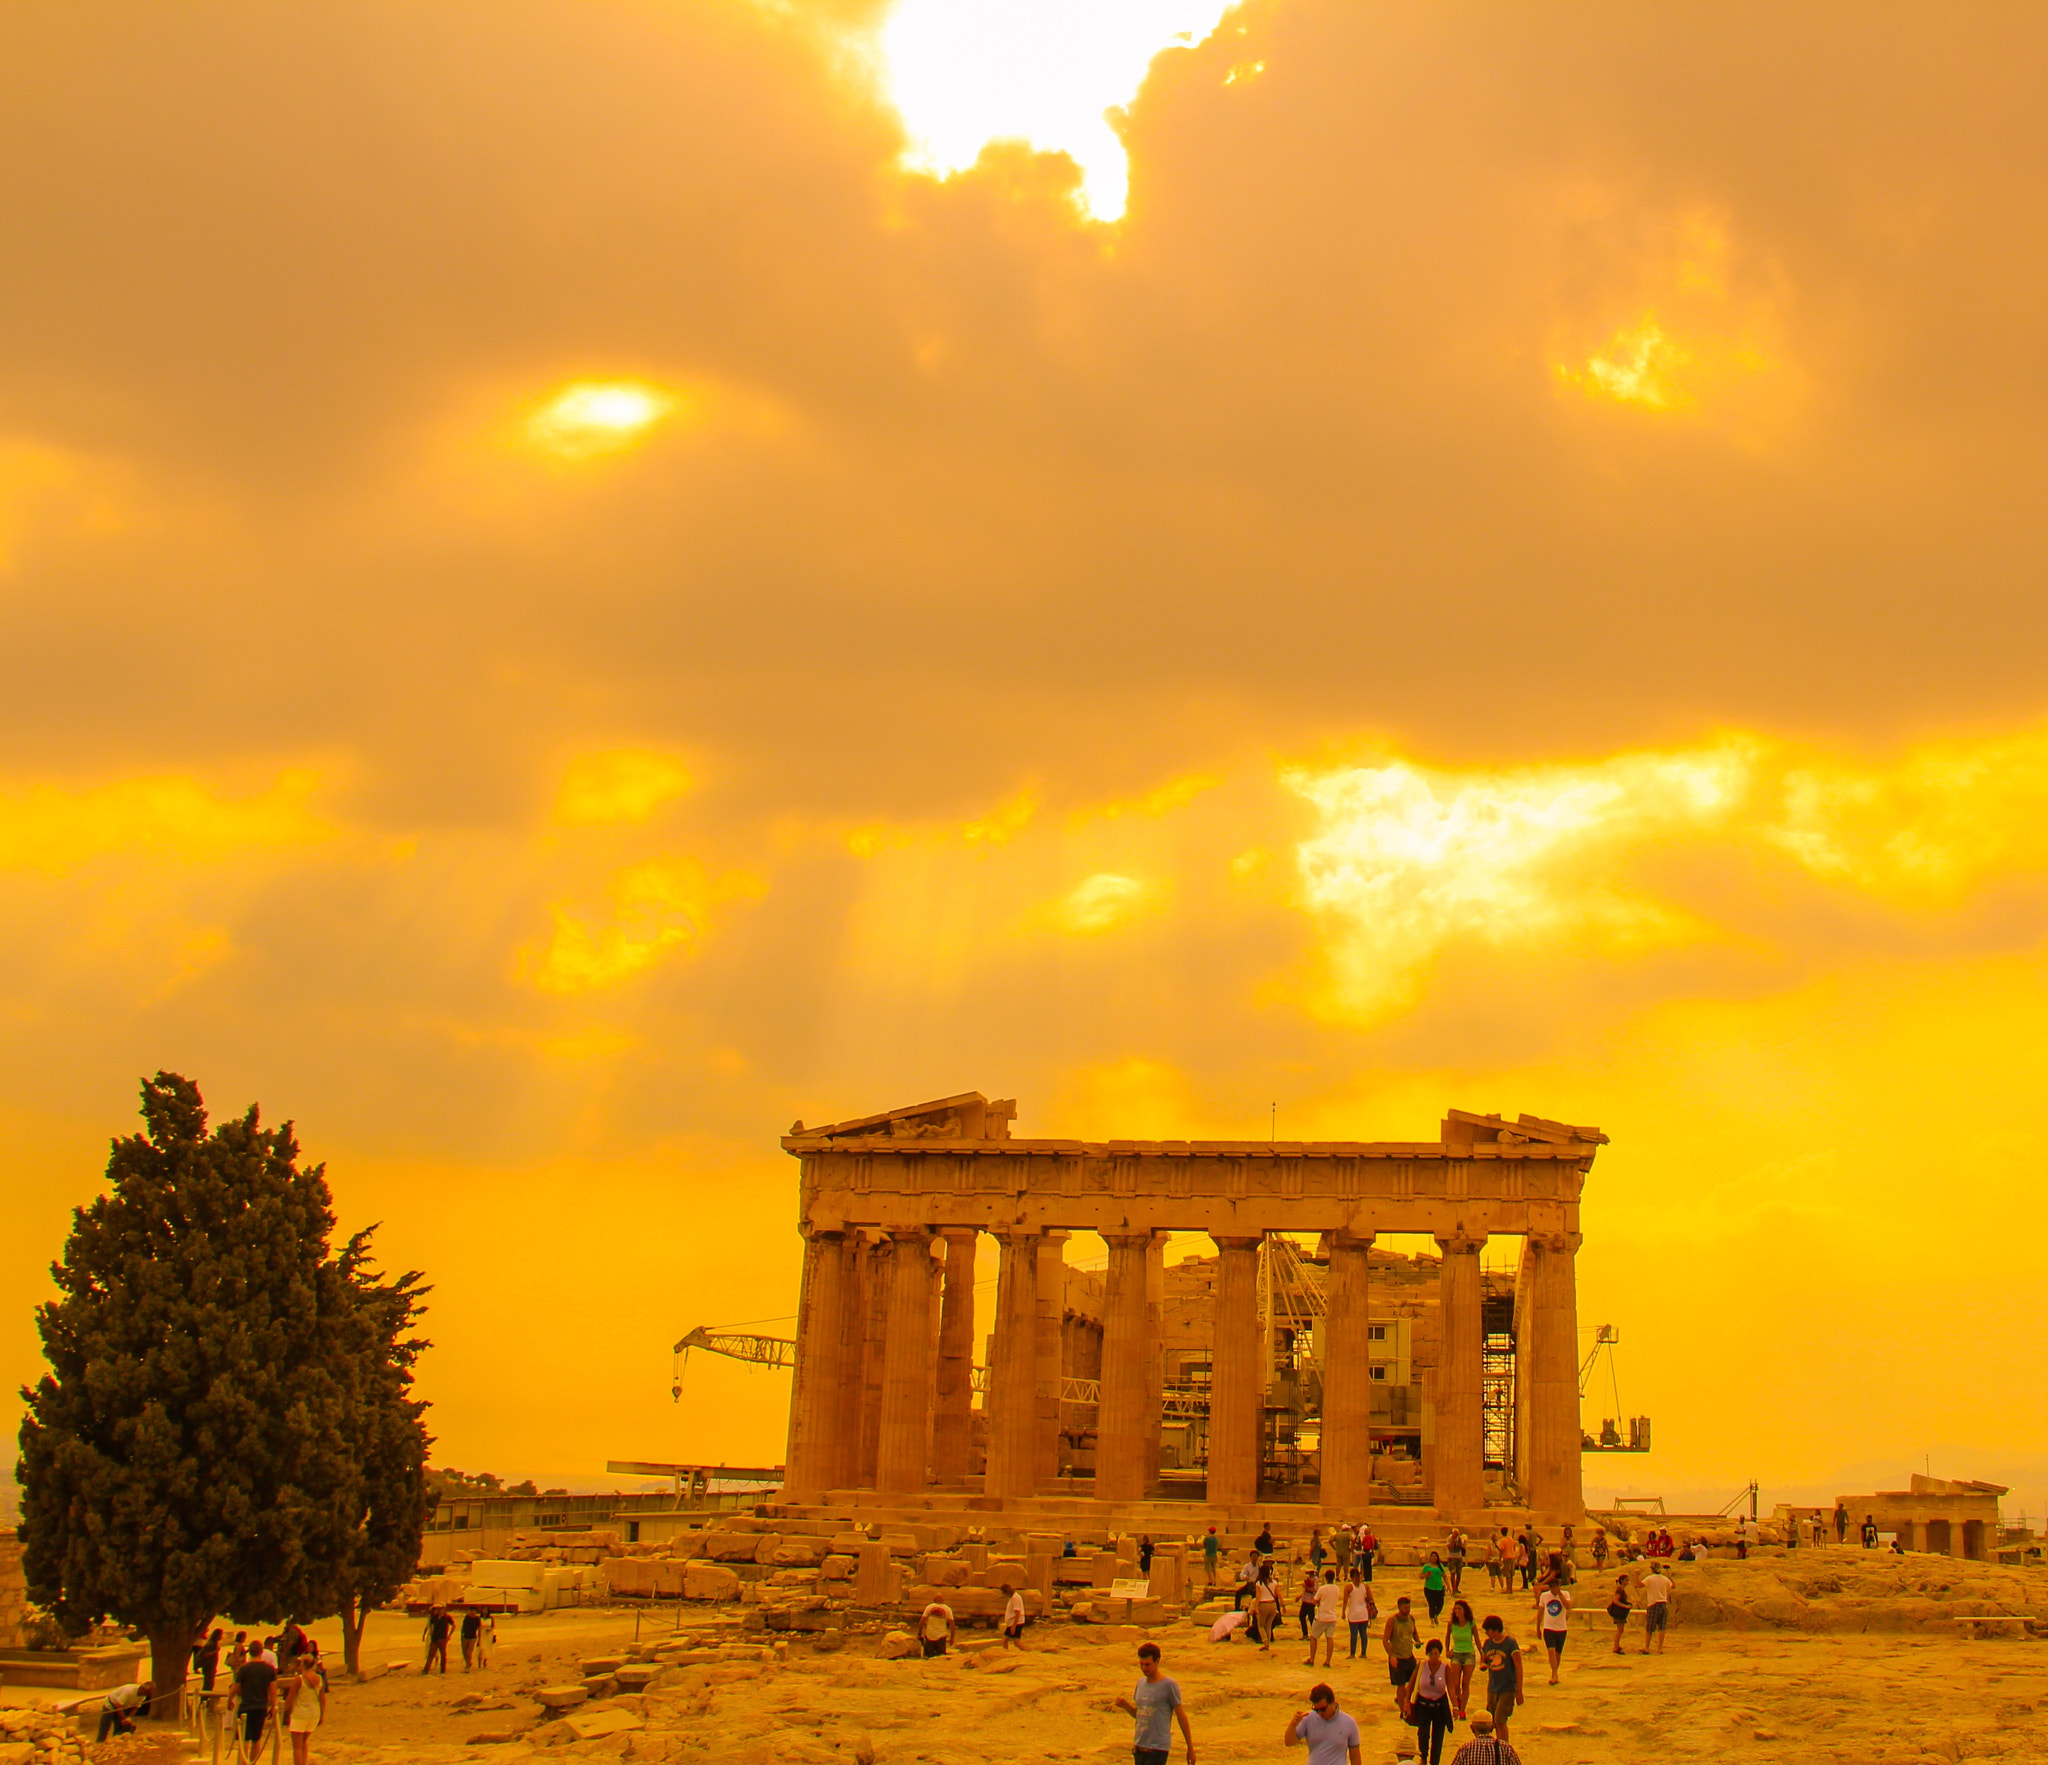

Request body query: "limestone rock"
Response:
[684, 1562, 742, 1601]
[879, 1630, 918, 1660]
[702, 1532, 758, 1563]
[771, 1538, 825, 1567]
[561, 1708, 645, 1743]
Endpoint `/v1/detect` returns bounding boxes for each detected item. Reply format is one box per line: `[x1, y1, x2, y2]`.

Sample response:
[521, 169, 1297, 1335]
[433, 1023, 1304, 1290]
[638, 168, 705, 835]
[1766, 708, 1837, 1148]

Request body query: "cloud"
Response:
[1, 0, 2047, 1498]
[552, 750, 696, 827]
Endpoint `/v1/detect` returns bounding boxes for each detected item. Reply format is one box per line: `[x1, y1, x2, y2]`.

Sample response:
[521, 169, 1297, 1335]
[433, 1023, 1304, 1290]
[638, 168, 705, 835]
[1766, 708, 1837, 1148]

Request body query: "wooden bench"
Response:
[1953, 1615, 2032, 1639]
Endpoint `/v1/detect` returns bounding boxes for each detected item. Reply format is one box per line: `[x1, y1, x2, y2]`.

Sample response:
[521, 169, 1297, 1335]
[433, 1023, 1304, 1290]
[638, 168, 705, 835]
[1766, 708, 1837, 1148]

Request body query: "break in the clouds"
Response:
[2, 1, 2047, 1507]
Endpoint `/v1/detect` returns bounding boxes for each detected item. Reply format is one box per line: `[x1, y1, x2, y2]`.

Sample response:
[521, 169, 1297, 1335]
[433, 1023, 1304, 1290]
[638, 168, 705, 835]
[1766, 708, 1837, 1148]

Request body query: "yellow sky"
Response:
[4, 0, 2048, 1517]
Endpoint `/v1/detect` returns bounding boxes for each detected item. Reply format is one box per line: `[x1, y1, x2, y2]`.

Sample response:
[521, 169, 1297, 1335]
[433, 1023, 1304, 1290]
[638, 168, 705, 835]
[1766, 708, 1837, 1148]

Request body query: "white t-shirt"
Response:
[1642, 1572, 1673, 1607]
[1538, 1589, 1570, 1633]
[1344, 1583, 1374, 1622]
[104, 1685, 149, 1714]
[1003, 1592, 1025, 1628]
[1290, 1708, 1361, 1765]
[919, 1603, 952, 1641]
[1314, 1581, 1345, 1623]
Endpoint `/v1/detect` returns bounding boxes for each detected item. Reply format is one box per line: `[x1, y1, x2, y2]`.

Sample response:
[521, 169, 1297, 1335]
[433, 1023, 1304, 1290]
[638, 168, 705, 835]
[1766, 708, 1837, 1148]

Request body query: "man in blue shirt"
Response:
[1284, 1683, 1361, 1765]
[1114, 1642, 1195, 1765]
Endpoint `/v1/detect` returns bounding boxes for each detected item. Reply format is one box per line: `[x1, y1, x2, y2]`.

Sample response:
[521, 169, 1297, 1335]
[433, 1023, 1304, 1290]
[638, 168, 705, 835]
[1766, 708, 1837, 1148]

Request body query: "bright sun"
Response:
[526, 380, 677, 458]
[878, 0, 1234, 220]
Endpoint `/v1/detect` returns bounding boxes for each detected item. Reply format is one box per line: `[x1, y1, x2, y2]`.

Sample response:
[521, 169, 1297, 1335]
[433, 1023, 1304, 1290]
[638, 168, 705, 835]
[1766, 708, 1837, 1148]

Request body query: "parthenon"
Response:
[780, 1093, 1604, 1525]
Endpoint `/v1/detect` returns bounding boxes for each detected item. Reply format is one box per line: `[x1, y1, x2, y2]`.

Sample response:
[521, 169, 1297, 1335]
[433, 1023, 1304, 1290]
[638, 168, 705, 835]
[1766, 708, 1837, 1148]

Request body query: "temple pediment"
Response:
[790, 1091, 1016, 1143]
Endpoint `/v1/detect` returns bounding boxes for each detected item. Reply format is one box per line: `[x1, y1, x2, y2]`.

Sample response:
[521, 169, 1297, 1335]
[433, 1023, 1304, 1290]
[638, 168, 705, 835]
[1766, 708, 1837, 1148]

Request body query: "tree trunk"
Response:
[146, 1621, 197, 1721]
[340, 1595, 366, 1677]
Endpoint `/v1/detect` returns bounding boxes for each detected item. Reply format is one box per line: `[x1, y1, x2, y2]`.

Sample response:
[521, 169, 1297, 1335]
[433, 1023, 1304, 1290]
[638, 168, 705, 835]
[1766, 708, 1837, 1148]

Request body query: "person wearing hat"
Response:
[1448, 1712, 1521, 1764]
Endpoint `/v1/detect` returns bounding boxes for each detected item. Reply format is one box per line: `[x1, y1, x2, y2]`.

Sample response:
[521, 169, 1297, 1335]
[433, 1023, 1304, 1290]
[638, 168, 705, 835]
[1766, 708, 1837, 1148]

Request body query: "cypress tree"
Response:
[321, 1238, 431, 1675]
[15, 1072, 428, 1707]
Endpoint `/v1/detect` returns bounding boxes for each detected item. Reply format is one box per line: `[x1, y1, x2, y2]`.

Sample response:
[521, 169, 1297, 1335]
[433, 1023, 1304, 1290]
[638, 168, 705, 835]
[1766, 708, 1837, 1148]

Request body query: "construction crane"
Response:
[672, 1321, 1104, 1404]
[1578, 1324, 1652, 1453]
[672, 1325, 794, 1399]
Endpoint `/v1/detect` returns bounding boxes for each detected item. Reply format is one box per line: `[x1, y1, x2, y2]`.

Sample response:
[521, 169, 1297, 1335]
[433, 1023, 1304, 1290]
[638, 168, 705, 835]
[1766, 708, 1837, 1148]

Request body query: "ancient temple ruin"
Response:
[780, 1093, 1604, 1524]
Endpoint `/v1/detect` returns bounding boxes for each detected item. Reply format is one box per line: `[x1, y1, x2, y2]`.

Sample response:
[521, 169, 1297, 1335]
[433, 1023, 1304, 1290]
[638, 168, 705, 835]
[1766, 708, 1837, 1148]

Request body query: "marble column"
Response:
[856, 1236, 890, 1488]
[1208, 1235, 1264, 1508]
[984, 1229, 1041, 1501]
[1143, 1234, 1166, 1493]
[1522, 1230, 1584, 1518]
[1033, 1231, 1070, 1488]
[829, 1233, 868, 1490]
[783, 1227, 848, 1502]
[1433, 1231, 1487, 1518]
[876, 1231, 936, 1494]
[1097, 1232, 1152, 1502]
[930, 1229, 980, 1484]
[1320, 1230, 1374, 1512]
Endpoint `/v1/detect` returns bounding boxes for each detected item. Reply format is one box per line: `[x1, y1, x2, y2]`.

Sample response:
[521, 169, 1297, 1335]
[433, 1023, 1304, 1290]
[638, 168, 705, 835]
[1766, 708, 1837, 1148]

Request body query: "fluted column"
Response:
[984, 1229, 1040, 1501]
[1208, 1235, 1263, 1508]
[1143, 1234, 1165, 1493]
[1033, 1232, 1069, 1488]
[1097, 1232, 1151, 1502]
[1320, 1230, 1374, 1511]
[784, 1228, 849, 1502]
[855, 1236, 889, 1487]
[930, 1229, 979, 1483]
[829, 1234, 868, 1489]
[1433, 1230, 1486, 1519]
[1523, 1230, 1583, 1519]
[876, 1231, 936, 1493]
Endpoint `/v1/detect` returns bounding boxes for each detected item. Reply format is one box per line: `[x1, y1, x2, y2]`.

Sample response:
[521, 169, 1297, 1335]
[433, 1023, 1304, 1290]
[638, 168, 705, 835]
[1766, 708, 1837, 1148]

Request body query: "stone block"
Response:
[878, 1631, 918, 1660]
[1025, 1553, 1055, 1600]
[855, 1539, 892, 1605]
[770, 1538, 825, 1567]
[920, 1554, 973, 1586]
[534, 1685, 589, 1714]
[605, 1558, 654, 1598]
[682, 1562, 742, 1601]
[747, 1533, 783, 1563]
[701, 1532, 758, 1563]
[562, 1708, 645, 1743]
[580, 1657, 627, 1676]
[820, 1555, 856, 1581]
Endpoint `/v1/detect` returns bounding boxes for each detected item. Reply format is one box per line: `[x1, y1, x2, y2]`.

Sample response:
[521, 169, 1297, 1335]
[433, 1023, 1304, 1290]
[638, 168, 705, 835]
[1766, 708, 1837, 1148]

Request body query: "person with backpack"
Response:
[1449, 1714, 1521, 1765]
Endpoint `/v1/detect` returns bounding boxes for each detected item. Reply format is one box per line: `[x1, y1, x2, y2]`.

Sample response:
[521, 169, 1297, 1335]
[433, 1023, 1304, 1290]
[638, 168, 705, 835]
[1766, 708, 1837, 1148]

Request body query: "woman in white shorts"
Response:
[285, 1642, 328, 1765]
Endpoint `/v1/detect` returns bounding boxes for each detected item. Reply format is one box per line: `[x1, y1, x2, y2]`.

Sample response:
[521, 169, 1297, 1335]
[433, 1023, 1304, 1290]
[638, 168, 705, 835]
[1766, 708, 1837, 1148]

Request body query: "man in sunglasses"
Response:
[1283, 1682, 1360, 1765]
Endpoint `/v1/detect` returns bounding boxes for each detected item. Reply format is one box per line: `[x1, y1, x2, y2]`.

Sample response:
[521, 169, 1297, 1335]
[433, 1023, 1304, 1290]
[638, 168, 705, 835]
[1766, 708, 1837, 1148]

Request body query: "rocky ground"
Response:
[8, 1551, 2048, 1764]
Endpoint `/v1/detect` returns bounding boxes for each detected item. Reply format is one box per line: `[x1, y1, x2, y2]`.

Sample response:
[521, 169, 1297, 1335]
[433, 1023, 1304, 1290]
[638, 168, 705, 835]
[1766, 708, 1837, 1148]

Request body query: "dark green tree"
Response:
[15, 1072, 429, 1707]
[321, 1239, 431, 1675]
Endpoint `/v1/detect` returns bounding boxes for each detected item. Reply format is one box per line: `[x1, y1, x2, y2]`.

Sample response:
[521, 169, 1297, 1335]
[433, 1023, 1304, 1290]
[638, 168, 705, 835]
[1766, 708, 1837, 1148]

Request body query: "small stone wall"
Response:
[0, 1537, 27, 1649]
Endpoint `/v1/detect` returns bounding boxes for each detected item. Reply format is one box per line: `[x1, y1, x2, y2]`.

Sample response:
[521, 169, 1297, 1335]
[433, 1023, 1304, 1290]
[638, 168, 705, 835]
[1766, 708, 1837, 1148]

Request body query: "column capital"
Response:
[1210, 1233, 1263, 1252]
[802, 1223, 851, 1244]
[1331, 1229, 1376, 1252]
[1434, 1229, 1487, 1255]
[1526, 1229, 1583, 1254]
[938, 1225, 980, 1244]
[1101, 1229, 1153, 1250]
